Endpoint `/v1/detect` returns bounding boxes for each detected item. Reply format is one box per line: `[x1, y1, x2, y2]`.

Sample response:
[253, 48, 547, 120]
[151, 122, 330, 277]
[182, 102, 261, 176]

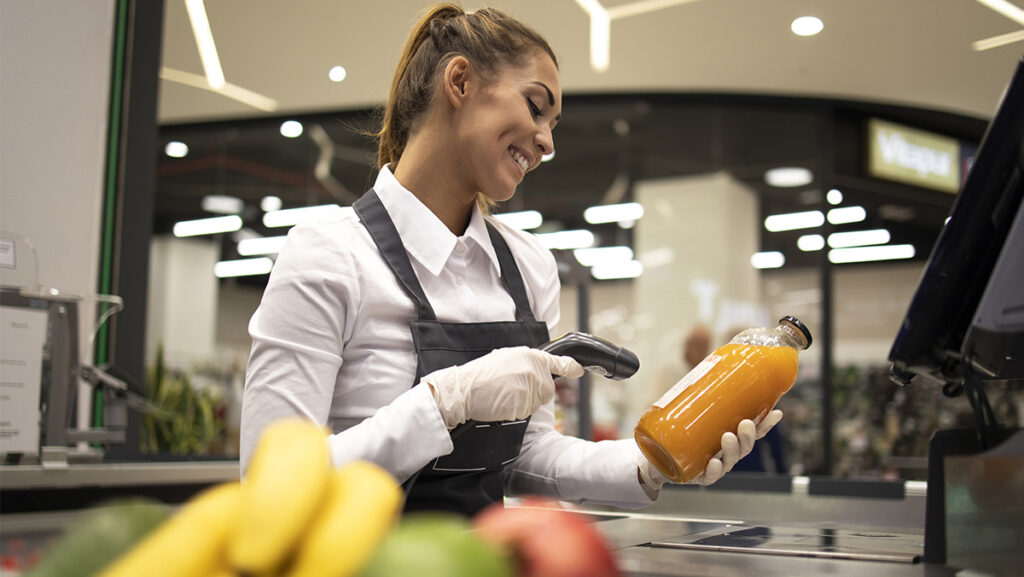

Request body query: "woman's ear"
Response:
[443, 56, 471, 110]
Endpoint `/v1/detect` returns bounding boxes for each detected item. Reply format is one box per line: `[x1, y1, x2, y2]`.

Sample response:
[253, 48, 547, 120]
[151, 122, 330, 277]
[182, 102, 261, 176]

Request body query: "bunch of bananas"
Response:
[97, 419, 403, 577]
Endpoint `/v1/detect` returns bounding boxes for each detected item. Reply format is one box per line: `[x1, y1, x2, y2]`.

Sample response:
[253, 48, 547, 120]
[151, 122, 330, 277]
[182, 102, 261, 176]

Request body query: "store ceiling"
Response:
[155, 0, 1024, 272]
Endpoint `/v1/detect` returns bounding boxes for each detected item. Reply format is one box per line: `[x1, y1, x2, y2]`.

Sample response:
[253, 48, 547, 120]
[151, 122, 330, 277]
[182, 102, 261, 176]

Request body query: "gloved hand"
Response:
[423, 346, 585, 429]
[638, 409, 784, 489]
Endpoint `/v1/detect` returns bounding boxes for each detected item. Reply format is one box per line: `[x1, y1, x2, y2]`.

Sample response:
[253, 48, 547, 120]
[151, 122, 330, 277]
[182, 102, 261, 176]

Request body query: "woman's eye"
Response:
[526, 98, 541, 117]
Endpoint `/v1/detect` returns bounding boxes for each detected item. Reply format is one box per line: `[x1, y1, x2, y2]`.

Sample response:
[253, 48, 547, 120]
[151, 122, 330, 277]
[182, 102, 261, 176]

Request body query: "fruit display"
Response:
[475, 500, 621, 577]
[23, 498, 171, 577]
[26, 418, 621, 577]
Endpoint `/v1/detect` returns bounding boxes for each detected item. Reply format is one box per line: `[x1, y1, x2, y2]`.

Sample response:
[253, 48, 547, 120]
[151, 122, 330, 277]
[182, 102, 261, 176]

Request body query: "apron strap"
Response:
[485, 222, 538, 323]
[353, 189, 437, 321]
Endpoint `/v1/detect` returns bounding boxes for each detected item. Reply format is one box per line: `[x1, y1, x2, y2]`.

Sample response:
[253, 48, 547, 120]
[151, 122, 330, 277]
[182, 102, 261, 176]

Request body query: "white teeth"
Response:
[509, 147, 528, 172]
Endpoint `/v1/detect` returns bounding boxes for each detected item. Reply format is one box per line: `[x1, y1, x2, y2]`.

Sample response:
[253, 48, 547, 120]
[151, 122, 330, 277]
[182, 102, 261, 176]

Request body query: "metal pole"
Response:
[577, 280, 593, 440]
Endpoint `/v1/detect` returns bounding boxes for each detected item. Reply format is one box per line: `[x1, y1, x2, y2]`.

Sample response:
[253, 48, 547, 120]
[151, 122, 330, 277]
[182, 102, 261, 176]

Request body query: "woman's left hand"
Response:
[638, 409, 784, 489]
[689, 409, 784, 486]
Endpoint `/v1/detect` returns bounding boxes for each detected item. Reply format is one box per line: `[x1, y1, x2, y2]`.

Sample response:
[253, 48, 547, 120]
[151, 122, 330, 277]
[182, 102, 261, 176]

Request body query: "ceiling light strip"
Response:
[827, 206, 867, 225]
[214, 257, 274, 278]
[184, 0, 225, 89]
[828, 229, 890, 248]
[751, 251, 785, 269]
[237, 236, 288, 256]
[173, 215, 242, 237]
[591, 260, 643, 280]
[797, 234, 825, 251]
[536, 229, 596, 250]
[828, 244, 916, 264]
[574, 246, 634, 267]
[764, 210, 824, 232]
[584, 202, 644, 224]
[160, 67, 279, 112]
[972, 29, 1024, 51]
[493, 210, 543, 230]
[975, 0, 1024, 26]
[263, 204, 343, 228]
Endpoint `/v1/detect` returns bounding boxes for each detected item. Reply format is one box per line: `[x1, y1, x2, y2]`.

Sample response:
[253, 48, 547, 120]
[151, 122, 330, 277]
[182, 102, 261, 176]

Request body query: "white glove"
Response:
[423, 346, 585, 429]
[638, 409, 784, 489]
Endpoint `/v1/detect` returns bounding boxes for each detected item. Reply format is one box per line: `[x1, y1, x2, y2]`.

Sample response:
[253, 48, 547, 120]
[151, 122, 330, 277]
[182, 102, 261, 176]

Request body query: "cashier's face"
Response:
[450, 51, 561, 203]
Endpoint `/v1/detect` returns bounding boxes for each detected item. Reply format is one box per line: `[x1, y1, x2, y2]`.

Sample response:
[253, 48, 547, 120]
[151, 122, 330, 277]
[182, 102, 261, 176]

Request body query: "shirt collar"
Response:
[372, 166, 501, 277]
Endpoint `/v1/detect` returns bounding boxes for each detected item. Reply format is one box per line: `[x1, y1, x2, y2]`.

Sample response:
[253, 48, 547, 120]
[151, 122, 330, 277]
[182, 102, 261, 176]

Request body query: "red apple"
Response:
[473, 498, 620, 577]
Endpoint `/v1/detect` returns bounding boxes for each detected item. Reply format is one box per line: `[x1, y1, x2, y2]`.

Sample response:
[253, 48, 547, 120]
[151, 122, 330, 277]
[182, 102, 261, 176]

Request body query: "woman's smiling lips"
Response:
[508, 145, 530, 173]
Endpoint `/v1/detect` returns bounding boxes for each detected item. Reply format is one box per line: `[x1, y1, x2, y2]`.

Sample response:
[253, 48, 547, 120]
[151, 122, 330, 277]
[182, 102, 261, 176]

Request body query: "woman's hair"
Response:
[376, 3, 558, 171]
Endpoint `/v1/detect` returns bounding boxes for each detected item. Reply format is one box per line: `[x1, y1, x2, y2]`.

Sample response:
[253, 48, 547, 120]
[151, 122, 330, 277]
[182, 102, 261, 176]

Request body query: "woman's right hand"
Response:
[422, 347, 584, 429]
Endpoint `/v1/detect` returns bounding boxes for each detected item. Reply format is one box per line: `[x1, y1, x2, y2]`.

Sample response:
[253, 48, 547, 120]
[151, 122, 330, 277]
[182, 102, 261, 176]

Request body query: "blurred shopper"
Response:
[682, 324, 713, 371]
[240, 3, 782, 515]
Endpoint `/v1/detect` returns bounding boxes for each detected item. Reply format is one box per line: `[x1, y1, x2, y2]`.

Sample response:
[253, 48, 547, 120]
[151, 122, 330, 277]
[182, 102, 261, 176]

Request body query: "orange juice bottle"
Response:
[634, 316, 812, 483]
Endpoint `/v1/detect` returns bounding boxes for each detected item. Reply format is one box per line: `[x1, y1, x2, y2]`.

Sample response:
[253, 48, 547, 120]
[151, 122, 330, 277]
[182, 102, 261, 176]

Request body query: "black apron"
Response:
[353, 189, 550, 516]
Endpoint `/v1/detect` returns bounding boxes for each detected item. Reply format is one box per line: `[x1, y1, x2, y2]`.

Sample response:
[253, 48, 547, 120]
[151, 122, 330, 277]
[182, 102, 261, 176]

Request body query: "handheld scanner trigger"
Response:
[538, 332, 640, 380]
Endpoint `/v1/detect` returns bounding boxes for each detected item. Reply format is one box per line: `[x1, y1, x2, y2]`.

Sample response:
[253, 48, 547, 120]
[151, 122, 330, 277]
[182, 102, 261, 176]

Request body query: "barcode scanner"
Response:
[539, 332, 640, 381]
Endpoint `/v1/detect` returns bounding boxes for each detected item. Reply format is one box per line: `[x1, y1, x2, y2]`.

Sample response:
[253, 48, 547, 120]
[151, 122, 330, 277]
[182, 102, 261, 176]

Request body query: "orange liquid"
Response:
[634, 343, 798, 483]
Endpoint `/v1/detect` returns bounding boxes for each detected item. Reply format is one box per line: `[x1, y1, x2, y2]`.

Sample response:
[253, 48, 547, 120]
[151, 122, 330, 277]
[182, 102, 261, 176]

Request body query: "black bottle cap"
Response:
[780, 315, 813, 349]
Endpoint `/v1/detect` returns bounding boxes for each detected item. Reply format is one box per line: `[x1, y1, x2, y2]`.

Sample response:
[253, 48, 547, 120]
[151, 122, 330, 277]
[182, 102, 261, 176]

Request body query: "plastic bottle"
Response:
[634, 316, 812, 483]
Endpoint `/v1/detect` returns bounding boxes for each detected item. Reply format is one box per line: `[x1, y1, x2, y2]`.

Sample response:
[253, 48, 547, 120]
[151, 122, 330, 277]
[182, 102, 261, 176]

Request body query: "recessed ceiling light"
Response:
[280, 120, 303, 138]
[798, 234, 825, 251]
[260, 195, 283, 212]
[826, 189, 844, 205]
[201, 194, 244, 215]
[214, 257, 274, 278]
[751, 251, 785, 269]
[584, 202, 644, 224]
[791, 16, 824, 37]
[764, 210, 824, 232]
[828, 229, 891, 248]
[829, 244, 915, 264]
[591, 260, 643, 280]
[493, 210, 543, 230]
[173, 215, 242, 237]
[165, 141, 189, 158]
[764, 167, 813, 187]
[329, 66, 347, 82]
[827, 206, 867, 225]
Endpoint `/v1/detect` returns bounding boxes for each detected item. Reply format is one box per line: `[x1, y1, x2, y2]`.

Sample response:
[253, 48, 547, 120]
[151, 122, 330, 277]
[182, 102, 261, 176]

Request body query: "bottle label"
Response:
[652, 354, 722, 409]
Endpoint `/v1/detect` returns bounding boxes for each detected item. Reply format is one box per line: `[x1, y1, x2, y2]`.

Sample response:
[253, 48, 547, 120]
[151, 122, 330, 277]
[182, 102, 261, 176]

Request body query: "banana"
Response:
[229, 418, 332, 574]
[284, 461, 403, 577]
[97, 482, 242, 577]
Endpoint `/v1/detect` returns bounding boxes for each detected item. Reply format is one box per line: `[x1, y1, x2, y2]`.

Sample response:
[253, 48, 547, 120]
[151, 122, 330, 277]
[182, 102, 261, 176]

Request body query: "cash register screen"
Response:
[888, 57, 1024, 387]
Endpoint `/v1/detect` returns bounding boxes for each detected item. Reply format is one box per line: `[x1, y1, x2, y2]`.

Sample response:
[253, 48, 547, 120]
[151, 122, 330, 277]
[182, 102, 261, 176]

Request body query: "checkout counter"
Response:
[1, 462, 962, 576]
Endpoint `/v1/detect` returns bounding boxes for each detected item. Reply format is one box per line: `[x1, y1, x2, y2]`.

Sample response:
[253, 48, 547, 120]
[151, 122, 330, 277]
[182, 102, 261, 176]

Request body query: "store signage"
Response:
[867, 118, 961, 193]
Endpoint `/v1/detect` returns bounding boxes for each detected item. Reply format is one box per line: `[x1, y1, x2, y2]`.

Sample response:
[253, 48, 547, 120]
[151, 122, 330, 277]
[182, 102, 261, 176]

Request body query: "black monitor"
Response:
[888, 56, 1024, 389]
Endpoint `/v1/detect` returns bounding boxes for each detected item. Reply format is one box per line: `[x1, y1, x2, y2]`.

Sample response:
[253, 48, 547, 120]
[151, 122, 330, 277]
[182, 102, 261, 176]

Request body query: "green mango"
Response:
[24, 498, 171, 577]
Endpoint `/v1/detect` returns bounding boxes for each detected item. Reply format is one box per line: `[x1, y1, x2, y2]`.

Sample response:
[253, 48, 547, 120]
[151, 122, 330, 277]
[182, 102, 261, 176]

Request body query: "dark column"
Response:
[818, 106, 836, 475]
[97, 0, 164, 459]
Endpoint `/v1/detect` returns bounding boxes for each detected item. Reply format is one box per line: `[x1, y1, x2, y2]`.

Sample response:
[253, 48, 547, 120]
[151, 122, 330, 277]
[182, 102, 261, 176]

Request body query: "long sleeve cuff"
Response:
[327, 383, 453, 483]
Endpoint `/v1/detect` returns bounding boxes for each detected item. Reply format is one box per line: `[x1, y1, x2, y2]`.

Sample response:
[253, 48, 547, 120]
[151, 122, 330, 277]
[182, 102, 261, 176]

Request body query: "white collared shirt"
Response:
[241, 166, 652, 508]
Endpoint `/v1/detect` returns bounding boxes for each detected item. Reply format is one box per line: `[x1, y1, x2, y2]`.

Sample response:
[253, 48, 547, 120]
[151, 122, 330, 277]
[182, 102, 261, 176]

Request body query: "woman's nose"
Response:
[535, 126, 554, 157]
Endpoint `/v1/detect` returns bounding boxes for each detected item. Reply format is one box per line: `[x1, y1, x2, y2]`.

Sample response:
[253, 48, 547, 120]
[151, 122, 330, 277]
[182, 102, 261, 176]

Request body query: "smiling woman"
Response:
[239, 2, 777, 518]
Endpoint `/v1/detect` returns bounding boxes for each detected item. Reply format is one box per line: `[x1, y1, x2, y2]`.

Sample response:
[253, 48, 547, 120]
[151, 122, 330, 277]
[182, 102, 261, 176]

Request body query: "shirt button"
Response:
[454, 242, 467, 255]
[456, 276, 465, 285]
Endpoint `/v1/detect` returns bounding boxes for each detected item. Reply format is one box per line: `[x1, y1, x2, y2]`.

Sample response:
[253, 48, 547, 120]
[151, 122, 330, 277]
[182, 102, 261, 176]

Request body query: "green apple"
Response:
[357, 513, 513, 577]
